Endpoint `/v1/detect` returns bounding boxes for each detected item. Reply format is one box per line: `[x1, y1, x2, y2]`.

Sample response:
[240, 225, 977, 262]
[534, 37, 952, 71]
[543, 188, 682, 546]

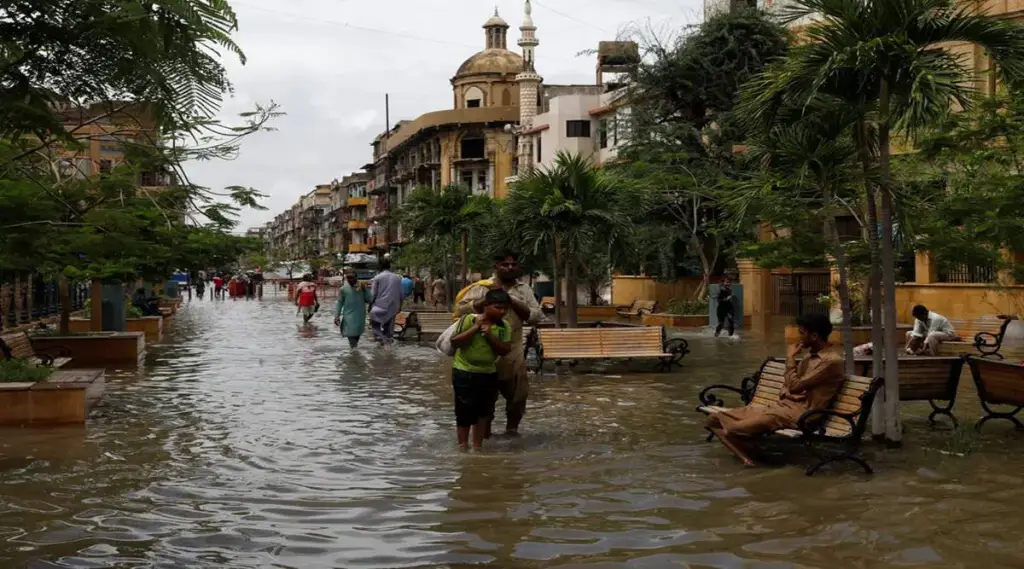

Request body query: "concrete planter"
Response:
[67, 316, 163, 339]
[31, 332, 145, 367]
[643, 313, 707, 328]
[0, 369, 105, 425]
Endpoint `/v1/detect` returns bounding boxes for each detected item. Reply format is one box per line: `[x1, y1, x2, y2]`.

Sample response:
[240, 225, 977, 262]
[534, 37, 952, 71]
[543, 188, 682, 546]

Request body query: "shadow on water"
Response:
[1, 297, 1024, 567]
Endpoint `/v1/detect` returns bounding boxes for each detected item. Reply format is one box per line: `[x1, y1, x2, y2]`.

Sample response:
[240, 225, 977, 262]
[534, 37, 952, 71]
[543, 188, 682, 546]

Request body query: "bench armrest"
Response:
[796, 409, 857, 439]
[974, 331, 1001, 349]
[698, 384, 746, 407]
[663, 338, 689, 363]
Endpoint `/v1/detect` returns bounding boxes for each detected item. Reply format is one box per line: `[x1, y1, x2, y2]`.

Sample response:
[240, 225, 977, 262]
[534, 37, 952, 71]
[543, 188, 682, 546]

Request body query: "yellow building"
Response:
[45, 102, 173, 189]
[366, 9, 537, 250]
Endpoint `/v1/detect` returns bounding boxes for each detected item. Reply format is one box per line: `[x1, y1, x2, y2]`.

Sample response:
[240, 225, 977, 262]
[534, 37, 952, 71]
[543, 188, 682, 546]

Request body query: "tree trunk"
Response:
[552, 238, 563, 329]
[58, 278, 70, 335]
[878, 78, 901, 444]
[565, 252, 579, 328]
[823, 184, 855, 374]
[858, 119, 886, 439]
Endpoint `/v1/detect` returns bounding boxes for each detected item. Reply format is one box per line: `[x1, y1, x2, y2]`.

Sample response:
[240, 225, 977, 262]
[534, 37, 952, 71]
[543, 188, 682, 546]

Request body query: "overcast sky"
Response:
[187, 0, 705, 230]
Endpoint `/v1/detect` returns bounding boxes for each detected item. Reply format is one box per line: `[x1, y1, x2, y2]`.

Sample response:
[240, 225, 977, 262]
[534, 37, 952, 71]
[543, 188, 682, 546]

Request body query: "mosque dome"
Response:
[455, 49, 524, 78]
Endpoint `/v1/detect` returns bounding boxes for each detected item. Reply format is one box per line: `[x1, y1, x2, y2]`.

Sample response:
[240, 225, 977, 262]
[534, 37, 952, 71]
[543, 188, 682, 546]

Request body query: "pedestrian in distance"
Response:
[295, 274, 319, 324]
[369, 259, 403, 343]
[450, 289, 513, 450]
[335, 270, 372, 348]
[413, 276, 426, 305]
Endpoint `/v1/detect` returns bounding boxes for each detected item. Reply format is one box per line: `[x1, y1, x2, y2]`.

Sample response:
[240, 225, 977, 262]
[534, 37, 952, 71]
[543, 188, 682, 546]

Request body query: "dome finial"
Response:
[494, 6, 499, 17]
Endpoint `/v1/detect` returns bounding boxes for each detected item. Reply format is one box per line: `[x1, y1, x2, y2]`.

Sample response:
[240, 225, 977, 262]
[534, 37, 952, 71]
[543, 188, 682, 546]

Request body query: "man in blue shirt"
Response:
[400, 274, 414, 300]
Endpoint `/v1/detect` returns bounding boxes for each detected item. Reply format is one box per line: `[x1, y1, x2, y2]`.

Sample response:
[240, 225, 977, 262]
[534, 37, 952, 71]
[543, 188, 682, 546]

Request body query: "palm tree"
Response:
[738, 104, 861, 371]
[398, 184, 492, 307]
[740, 0, 1024, 443]
[506, 151, 633, 328]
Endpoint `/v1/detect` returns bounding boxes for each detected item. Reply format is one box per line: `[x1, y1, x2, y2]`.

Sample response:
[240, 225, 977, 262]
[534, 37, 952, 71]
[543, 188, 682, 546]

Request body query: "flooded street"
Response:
[3, 298, 1024, 568]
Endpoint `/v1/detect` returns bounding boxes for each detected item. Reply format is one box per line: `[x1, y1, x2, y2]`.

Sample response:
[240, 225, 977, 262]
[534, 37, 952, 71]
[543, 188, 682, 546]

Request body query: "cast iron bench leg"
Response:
[975, 403, 1024, 431]
[803, 439, 872, 477]
[927, 399, 958, 428]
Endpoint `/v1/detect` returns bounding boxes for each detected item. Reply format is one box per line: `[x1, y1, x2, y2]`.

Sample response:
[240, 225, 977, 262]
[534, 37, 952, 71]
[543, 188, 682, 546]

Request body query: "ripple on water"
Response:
[2, 298, 1024, 568]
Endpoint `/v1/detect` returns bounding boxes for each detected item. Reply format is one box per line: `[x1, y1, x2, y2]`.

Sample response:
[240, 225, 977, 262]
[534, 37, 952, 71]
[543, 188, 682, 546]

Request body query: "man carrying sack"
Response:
[456, 250, 542, 437]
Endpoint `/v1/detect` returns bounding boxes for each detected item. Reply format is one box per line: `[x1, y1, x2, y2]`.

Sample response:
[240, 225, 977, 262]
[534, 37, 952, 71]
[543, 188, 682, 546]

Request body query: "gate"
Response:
[771, 272, 831, 318]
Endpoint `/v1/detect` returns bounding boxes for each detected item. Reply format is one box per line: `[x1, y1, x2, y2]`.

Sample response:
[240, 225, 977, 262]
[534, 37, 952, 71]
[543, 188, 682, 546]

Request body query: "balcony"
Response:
[348, 243, 371, 253]
[348, 220, 368, 229]
[348, 197, 369, 207]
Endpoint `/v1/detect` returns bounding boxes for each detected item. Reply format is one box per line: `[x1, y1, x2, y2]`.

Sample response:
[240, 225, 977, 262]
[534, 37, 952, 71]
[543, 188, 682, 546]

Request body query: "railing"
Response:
[1, 274, 90, 331]
[938, 261, 997, 284]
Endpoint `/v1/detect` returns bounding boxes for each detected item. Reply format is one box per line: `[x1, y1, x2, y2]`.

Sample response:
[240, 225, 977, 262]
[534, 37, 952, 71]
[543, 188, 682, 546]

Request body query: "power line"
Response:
[232, 1, 481, 50]
[532, 0, 610, 33]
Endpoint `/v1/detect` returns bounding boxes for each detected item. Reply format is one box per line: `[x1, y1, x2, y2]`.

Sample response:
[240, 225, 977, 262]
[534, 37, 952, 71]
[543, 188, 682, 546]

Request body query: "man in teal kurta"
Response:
[334, 270, 372, 347]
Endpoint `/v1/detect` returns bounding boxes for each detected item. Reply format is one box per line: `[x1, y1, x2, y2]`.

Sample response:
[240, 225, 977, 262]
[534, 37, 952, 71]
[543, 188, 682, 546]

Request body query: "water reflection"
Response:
[0, 298, 1023, 567]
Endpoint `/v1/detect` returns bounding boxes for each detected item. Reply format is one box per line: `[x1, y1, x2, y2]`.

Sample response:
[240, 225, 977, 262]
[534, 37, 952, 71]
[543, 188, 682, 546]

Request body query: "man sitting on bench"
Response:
[705, 313, 844, 466]
[905, 304, 956, 356]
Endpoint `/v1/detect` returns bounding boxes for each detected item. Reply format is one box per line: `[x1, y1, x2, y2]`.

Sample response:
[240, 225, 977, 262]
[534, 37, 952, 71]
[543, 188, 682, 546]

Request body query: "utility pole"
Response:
[382, 93, 391, 261]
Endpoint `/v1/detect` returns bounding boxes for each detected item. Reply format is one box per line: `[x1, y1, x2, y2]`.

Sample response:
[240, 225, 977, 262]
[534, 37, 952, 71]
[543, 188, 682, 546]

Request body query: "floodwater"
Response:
[3, 298, 1024, 569]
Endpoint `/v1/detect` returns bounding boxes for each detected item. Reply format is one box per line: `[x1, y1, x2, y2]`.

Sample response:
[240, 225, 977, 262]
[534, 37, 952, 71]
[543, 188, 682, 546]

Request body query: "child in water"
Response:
[450, 289, 513, 450]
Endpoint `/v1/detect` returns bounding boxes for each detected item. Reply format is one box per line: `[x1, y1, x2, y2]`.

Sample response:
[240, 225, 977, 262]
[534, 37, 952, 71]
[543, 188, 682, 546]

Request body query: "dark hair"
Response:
[493, 250, 520, 263]
[484, 289, 511, 306]
[795, 313, 833, 340]
[912, 305, 928, 318]
[379, 259, 391, 271]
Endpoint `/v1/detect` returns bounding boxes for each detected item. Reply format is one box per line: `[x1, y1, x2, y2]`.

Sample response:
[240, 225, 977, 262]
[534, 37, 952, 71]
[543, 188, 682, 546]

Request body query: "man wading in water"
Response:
[295, 274, 319, 324]
[457, 251, 542, 437]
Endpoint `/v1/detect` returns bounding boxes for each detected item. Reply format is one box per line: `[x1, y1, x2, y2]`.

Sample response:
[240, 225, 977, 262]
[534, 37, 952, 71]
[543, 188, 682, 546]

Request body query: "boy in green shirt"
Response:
[450, 289, 513, 449]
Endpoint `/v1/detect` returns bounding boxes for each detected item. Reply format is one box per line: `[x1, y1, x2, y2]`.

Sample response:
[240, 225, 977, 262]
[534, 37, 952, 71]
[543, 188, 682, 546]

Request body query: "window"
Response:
[461, 170, 474, 189]
[599, 119, 609, 149]
[536, 136, 542, 162]
[566, 120, 591, 138]
[99, 159, 112, 174]
[467, 99, 481, 108]
[476, 170, 488, 194]
[460, 135, 485, 159]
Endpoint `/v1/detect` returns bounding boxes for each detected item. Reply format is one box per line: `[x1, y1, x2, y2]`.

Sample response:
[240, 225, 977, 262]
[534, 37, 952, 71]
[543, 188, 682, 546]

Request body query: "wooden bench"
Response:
[697, 360, 884, 475]
[965, 356, 1024, 431]
[536, 326, 688, 374]
[852, 356, 965, 426]
[616, 300, 656, 319]
[406, 311, 455, 340]
[942, 317, 1012, 358]
[0, 332, 72, 368]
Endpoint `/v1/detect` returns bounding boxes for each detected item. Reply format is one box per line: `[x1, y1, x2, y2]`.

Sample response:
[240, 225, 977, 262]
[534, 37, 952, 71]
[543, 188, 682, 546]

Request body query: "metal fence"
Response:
[771, 272, 831, 318]
[0, 275, 89, 331]
[938, 261, 997, 284]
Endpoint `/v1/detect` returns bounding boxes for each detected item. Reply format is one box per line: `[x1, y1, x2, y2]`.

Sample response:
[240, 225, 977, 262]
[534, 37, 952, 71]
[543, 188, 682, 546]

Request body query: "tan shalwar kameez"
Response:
[707, 349, 844, 436]
[456, 279, 542, 425]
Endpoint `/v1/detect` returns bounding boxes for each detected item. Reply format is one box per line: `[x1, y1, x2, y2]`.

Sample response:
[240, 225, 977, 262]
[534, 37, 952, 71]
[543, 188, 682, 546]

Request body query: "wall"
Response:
[611, 275, 704, 308]
[894, 284, 1024, 321]
[533, 93, 603, 169]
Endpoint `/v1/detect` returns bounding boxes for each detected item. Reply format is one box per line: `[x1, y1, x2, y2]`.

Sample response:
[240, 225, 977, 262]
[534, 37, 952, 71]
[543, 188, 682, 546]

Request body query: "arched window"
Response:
[464, 86, 485, 108]
[501, 88, 512, 106]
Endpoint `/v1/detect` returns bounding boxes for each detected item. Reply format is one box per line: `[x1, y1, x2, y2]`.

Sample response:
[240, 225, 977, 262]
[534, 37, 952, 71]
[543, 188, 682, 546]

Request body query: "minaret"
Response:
[516, 0, 543, 169]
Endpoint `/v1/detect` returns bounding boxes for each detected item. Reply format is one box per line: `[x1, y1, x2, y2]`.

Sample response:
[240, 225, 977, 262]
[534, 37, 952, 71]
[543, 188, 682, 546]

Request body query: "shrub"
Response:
[665, 297, 709, 315]
[0, 359, 53, 383]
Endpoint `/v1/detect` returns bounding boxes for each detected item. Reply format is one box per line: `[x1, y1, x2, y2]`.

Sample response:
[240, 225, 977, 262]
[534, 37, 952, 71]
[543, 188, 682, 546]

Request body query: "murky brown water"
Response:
[3, 298, 1024, 568]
